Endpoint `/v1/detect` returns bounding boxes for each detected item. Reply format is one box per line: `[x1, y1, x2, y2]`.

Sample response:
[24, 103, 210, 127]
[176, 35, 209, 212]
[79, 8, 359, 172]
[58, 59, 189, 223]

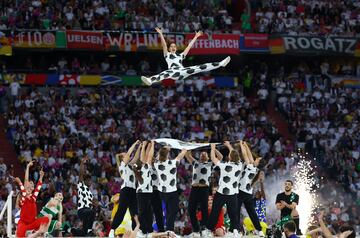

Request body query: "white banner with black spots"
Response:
[154, 138, 219, 150]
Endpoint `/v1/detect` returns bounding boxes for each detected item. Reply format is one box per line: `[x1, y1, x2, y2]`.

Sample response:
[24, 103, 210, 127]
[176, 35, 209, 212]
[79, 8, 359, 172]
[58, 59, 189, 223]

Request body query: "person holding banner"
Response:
[141, 27, 231, 86]
[109, 140, 141, 238]
[185, 150, 213, 237]
[203, 142, 242, 238]
[133, 141, 157, 237]
[154, 146, 187, 233]
[237, 141, 265, 237]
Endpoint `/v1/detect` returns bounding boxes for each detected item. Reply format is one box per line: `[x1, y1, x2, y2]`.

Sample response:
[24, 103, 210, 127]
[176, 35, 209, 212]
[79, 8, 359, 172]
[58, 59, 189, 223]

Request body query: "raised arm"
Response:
[147, 141, 155, 164]
[215, 148, 223, 161]
[129, 142, 142, 165]
[14, 177, 26, 207]
[175, 149, 187, 161]
[210, 144, 220, 165]
[239, 141, 250, 164]
[318, 211, 333, 238]
[123, 140, 140, 164]
[259, 171, 266, 199]
[25, 160, 34, 183]
[79, 156, 88, 182]
[32, 169, 44, 201]
[243, 142, 255, 164]
[182, 31, 203, 57]
[185, 151, 195, 164]
[155, 27, 168, 56]
[140, 141, 148, 164]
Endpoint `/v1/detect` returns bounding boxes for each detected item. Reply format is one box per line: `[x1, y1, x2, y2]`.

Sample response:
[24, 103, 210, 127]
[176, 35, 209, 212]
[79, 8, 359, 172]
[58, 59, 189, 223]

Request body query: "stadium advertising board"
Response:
[12, 30, 56, 48]
[185, 33, 239, 55]
[270, 35, 359, 55]
[103, 32, 186, 51]
[239, 34, 269, 52]
[66, 31, 103, 50]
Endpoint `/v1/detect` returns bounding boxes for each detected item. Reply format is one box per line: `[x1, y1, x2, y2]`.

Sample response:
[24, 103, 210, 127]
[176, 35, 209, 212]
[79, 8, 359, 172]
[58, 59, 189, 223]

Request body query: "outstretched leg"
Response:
[141, 56, 231, 85]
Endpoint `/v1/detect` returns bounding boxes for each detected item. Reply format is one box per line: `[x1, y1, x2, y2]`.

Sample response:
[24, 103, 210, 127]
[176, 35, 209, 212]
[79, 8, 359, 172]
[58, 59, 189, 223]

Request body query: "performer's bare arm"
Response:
[147, 141, 155, 164]
[129, 141, 142, 165]
[182, 31, 203, 57]
[25, 160, 34, 183]
[155, 27, 168, 57]
[185, 151, 195, 164]
[140, 141, 148, 164]
[210, 144, 220, 165]
[123, 140, 140, 164]
[175, 149, 187, 161]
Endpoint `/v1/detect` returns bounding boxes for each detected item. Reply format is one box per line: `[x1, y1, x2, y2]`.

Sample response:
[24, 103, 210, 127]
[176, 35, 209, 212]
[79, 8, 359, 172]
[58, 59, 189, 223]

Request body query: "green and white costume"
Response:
[38, 205, 62, 233]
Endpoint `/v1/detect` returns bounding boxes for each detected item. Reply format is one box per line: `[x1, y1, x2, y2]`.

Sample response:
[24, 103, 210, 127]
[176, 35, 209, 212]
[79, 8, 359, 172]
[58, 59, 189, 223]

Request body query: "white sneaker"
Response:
[220, 56, 231, 67]
[233, 229, 242, 238]
[136, 230, 147, 238]
[258, 230, 265, 237]
[191, 232, 201, 238]
[202, 229, 214, 238]
[108, 229, 115, 238]
[141, 76, 152, 86]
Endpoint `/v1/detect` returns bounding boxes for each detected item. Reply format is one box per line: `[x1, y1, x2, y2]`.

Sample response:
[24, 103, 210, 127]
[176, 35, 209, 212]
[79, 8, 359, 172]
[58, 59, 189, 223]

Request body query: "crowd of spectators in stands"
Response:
[250, 0, 360, 35]
[1, 0, 360, 35]
[0, 82, 282, 236]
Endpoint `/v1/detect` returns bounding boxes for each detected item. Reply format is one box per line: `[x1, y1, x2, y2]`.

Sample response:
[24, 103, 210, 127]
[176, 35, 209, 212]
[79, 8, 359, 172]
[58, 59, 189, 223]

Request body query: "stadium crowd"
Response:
[251, 0, 360, 35]
[0, 82, 282, 236]
[0, 0, 359, 35]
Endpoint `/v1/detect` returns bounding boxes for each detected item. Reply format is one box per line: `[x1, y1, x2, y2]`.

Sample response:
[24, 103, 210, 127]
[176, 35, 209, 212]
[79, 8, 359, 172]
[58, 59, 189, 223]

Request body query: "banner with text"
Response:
[66, 31, 103, 50]
[185, 33, 240, 55]
[12, 30, 56, 48]
[270, 35, 359, 56]
[103, 32, 186, 52]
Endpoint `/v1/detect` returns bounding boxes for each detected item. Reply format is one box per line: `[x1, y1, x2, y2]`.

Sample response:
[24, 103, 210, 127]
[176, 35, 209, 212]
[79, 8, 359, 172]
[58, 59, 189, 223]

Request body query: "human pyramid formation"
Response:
[13, 140, 268, 238]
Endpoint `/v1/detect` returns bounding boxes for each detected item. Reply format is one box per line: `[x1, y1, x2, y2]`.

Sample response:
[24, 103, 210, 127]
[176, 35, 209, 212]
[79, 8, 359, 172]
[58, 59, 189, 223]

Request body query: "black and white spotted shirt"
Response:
[191, 161, 212, 186]
[77, 181, 93, 210]
[119, 161, 136, 190]
[239, 164, 259, 194]
[216, 161, 243, 195]
[154, 159, 178, 193]
[165, 52, 184, 69]
[151, 166, 159, 191]
[137, 164, 153, 193]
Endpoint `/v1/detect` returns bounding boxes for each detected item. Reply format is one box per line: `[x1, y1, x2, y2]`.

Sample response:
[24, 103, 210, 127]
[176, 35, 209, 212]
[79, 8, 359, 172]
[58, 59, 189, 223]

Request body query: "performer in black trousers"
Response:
[237, 141, 265, 237]
[109, 140, 141, 238]
[185, 151, 213, 237]
[203, 142, 243, 238]
[154, 146, 187, 231]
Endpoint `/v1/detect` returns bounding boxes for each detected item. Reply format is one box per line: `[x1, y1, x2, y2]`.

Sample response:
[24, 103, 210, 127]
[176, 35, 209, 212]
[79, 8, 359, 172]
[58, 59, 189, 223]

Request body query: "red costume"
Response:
[197, 207, 225, 231]
[16, 180, 49, 237]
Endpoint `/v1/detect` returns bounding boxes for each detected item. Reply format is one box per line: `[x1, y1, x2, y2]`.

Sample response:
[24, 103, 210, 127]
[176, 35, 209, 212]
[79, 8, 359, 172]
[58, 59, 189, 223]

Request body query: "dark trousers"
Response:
[207, 192, 239, 232]
[188, 186, 209, 232]
[238, 190, 262, 231]
[160, 191, 179, 231]
[151, 190, 165, 232]
[71, 207, 95, 236]
[111, 187, 138, 230]
[137, 193, 154, 234]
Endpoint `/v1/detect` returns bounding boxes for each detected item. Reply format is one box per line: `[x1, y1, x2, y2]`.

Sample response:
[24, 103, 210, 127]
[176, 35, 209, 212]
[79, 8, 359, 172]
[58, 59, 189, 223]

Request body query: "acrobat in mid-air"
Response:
[141, 28, 231, 86]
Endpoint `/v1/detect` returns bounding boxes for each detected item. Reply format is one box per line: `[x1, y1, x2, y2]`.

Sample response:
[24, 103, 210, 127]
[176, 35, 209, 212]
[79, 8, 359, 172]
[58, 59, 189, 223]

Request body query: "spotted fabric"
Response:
[149, 61, 223, 84]
[216, 161, 243, 195]
[137, 164, 153, 193]
[191, 161, 212, 186]
[151, 166, 160, 191]
[119, 161, 136, 189]
[165, 52, 184, 69]
[77, 181, 93, 210]
[154, 159, 178, 193]
[238, 164, 258, 194]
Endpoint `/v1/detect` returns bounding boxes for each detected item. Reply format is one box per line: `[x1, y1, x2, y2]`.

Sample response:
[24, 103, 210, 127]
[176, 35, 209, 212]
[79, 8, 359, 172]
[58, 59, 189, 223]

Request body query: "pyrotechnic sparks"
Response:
[293, 158, 319, 232]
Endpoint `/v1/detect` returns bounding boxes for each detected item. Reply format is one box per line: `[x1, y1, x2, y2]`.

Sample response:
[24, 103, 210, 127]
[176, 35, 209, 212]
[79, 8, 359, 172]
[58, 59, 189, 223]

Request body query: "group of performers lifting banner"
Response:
[13, 140, 302, 238]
